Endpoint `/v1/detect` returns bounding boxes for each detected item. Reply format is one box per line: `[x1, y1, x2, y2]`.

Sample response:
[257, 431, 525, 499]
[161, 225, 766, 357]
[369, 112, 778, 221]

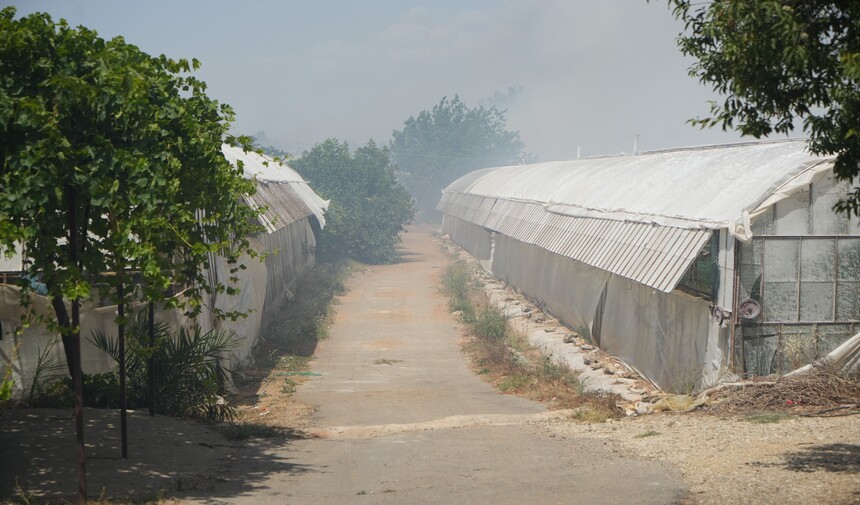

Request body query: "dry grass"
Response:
[1, 487, 172, 504]
[230, 262, 353, 428]
[443, 261, 622, 421]
[708, 368, 860, 415]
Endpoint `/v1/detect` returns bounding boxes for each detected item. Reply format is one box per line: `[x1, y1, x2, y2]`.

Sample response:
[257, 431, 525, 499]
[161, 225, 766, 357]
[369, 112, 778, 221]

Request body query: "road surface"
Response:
[195, 227, 685, 504]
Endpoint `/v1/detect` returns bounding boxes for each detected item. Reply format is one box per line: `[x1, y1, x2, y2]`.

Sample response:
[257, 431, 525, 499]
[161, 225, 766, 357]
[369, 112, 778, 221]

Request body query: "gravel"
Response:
[547, 413, 860, 505]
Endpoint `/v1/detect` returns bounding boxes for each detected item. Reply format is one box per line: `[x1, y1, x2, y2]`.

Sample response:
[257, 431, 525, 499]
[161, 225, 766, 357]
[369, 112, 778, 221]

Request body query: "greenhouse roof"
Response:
[222, 145, 329, 233]
[439, 140, 835, 292]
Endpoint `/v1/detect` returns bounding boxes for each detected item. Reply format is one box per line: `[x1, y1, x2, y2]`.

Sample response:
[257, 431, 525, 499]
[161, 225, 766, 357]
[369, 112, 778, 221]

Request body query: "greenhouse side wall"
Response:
[260, 218, 318, 314]
[440, 215, 492, 263]
[739, 173, 860, 375]
[442, 214, 730, 392]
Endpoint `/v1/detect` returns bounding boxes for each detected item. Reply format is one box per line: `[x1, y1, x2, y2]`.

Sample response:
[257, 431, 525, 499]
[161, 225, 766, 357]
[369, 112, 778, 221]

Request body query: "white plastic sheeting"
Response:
[222, 144, 329, 230]
[438, 141, 843, 391]
[440, 141, 834, 294]
[445, 217, 728, 391]
[1, 148, 328, 393]
[445, 140, 832, 241]
[0, 285, 204, 389]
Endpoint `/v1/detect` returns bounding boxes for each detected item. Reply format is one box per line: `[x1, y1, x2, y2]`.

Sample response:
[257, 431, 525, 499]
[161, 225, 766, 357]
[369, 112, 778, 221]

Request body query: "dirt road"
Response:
[3, 228, 857, 504]
[189, 228, 684, 504]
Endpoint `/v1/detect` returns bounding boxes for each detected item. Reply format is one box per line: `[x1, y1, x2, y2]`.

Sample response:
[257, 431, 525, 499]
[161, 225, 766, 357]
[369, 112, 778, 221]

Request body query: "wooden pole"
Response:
[148, 301, 155, 416]
[71, 298, 87, 504]
[68, 187, 87, 504]
[118, 279, 128, 458]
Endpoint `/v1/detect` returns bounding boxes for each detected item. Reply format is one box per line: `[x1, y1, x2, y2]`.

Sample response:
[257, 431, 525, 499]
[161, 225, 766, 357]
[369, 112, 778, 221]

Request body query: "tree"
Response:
[668, 0, 860, 215]
[390, 95, 532, 220]
[0, 8, 260, 500]
[292, 139, 415, 264]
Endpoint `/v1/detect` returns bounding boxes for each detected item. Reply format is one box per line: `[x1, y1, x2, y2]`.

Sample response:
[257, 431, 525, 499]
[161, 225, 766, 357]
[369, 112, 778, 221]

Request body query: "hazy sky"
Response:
[6, 1, 749, 160]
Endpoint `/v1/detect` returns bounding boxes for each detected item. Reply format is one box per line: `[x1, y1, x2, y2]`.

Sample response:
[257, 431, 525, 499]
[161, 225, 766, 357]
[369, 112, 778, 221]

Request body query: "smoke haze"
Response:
[6, 0, 747, 160]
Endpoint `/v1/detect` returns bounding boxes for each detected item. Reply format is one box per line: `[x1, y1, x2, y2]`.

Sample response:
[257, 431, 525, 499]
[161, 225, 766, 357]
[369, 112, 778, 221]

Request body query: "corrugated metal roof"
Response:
[438, 141, 831, 293]
[448, 196, 711, 292]
[223, 145, 329, 233]
[244, 182, 315, 234]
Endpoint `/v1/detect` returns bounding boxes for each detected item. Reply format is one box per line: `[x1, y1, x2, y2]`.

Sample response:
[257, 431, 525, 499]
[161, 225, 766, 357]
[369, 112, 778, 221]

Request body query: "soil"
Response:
[2, 226, 859, 504]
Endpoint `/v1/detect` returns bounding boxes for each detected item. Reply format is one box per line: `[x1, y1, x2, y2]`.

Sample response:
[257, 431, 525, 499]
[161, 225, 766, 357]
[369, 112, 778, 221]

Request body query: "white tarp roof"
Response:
[445, 140, 833, 240]
[222, 145, 329, 233]
[439, 140, 836, 293]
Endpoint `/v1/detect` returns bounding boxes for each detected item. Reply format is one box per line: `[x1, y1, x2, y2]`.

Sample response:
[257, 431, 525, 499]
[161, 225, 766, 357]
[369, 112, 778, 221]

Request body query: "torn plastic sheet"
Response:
[787, 331, 860, 377]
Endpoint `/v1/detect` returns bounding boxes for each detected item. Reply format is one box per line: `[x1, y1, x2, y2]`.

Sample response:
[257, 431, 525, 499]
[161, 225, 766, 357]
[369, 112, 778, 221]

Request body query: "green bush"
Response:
[441, 261, 477, 322]
[29, 372, 120, 409]
[91, 313, 236, 421]
[291, 139, 415, 264]
[474, 307, 507, 341]
[0, 369, 13, 404]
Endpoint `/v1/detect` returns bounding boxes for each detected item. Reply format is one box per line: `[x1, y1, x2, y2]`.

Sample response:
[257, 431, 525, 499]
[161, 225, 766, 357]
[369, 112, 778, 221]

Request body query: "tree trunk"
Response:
[117, 278, 128, 458]
[51, 296, 76, 378]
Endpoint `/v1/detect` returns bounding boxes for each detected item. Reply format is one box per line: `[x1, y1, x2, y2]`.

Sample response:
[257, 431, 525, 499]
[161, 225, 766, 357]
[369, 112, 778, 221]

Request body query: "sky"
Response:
[5, 1, 750, 161]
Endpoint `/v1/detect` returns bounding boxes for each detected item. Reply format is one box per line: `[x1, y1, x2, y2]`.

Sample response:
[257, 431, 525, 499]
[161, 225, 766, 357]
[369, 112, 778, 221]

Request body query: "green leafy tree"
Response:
[0, 6, 260, 350]
[292, 139, 415, 263]
[0, 8, 261, 498]
[390, 95, 532, 220]
[667, 0, 860, 214]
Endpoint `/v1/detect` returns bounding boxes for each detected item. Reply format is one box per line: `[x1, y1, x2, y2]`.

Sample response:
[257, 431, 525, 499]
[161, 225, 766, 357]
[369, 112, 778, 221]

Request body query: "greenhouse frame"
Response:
[438, 140, 860, 391]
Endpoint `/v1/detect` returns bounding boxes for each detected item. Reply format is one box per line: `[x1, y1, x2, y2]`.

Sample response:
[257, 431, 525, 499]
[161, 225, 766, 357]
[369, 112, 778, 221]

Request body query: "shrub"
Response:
[291, 139, 415, 264]
[91, 313, 236, 421]
[441, 261, 477, 322]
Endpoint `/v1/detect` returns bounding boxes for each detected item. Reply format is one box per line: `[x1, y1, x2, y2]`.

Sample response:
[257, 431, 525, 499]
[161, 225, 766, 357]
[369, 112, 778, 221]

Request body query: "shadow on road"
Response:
[781, 443, 860, 473]
[0, 407, 320, 502]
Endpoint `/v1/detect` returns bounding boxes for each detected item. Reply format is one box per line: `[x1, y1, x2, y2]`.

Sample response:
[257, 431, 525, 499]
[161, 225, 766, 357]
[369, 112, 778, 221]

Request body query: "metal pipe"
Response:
[730, 238, 742, 373]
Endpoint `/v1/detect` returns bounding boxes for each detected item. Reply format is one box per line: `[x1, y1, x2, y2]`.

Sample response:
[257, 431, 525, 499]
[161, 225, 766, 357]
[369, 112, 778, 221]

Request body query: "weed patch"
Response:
[744, 412, 793, 424]
[260, 262, 351, 357]
[5, 485, 166, 504]
[442, 262, 622, 420]
[373, 359, 403, 365]
[499, 374, 530, 392]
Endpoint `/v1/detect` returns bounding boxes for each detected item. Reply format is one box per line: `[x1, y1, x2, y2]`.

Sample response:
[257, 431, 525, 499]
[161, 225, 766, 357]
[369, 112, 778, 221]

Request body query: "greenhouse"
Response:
[438, 140, 860, 391]
[0, 146, 328, 389]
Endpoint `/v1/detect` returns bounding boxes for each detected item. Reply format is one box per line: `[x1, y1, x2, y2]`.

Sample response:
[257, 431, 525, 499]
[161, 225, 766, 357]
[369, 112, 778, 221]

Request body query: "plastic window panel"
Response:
[836, 238, 860, 320]
[763, 239, 800, 322]
[835, 281, 860, 320]
[765, 239, 800, 282]
[838, 238, 860, 281]
[818, 323, 858, 355]
[800, 239, 836, 282]
[799, 283, 835, 321]
[763, 281, 800, 322]
[743, 333, 780, 376]
[751, 207, 775, 236]
[850, 214, 860, 235]
[738, 239, 764, 300]
[810, 174, 848, 235]
[774, 189, 810, 236]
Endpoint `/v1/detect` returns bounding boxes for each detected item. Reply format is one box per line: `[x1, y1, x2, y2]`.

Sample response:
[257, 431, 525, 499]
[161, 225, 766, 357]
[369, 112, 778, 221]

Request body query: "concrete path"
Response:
[197, 228, 685, 504]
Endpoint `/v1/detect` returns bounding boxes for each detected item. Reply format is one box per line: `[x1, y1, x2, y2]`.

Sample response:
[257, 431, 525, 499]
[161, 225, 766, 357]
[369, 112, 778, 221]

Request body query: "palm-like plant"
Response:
[91, 312, 236, 421]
